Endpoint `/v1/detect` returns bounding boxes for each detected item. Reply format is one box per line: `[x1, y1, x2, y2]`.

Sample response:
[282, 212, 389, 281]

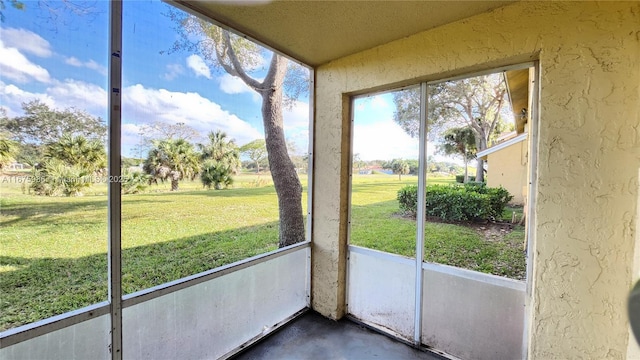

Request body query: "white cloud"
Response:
[0, 39, 51, 83]
[65, 57, 107, 76]
[1, 28, 52, 57]
[65, 57, 82, 67]
[218, 73, 251, 94]
[121, 123, 143, 154]
[353, 120, 420, 161]
[122, 84, 262, 147]
[186, 54, 211, 79]
[283, 99, 310, 154]
[0, 80, 54, 116]
[0, 78, 107, 118]
[218, 73, 262, 102]
[162, 63, 184, 81]
[283, 100, 309, 130]
[47, 79, 108, 112]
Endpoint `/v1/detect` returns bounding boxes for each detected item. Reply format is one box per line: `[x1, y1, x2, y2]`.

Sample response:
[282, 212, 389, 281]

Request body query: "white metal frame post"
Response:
[413, 82, 428, 345]
[306, 69, 315, 307]
[522, 61, 541, 360]
[108, 1, 123, 359]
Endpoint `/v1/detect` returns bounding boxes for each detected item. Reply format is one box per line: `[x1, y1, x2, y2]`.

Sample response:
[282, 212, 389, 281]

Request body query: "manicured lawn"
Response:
[0, 172, 525, 331]
[349, 175, 526, 279]
[0, 173, 291, 330]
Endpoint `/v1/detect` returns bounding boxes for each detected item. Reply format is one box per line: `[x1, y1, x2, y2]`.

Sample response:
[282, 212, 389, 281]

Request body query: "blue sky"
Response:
[0, 0, 453, 163]
[354, 93, 444, 162]
[0, 0, 310, 158]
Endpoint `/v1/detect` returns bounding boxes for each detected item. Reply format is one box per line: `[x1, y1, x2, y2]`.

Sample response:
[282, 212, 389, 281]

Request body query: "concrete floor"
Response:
[234, 311, 445, 360]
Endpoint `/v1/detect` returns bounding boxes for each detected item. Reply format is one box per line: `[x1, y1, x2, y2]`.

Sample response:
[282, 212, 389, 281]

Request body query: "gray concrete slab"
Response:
[233, 312, 445, 360]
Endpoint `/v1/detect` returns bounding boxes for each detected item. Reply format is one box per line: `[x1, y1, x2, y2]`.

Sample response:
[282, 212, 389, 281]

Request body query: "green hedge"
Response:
[455, 174, 475, 183]
[397, 183, 512, 221]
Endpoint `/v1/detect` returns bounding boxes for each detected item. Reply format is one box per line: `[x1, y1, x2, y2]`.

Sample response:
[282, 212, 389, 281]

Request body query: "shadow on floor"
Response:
[233, 311, 445, 360]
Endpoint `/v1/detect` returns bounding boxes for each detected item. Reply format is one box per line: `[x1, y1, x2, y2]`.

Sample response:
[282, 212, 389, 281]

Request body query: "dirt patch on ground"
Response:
[467, 222, 516, 242]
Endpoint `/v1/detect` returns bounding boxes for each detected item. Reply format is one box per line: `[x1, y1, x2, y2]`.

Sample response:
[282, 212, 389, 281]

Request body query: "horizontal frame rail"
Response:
[421, 261, 525, 291]
[122, 241, 310, 308]
[348, 245, 524, 291]
[0, 302, 110, 348]
[348, 245, 415, 266]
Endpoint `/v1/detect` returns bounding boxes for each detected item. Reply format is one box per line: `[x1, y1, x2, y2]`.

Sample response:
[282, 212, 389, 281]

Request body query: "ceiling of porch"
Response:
[174, 1, 517, 67]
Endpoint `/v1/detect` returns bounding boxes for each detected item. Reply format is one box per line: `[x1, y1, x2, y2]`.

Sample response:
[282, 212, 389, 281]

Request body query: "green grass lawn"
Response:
[1, 173, 291, 330]
[0, 172, 525, 331]
[349, 174, 526, 278]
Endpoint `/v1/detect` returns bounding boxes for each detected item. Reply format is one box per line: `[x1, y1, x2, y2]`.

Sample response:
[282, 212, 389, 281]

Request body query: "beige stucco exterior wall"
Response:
[487, 139, 528, 205]
[312, 1, 640, 358]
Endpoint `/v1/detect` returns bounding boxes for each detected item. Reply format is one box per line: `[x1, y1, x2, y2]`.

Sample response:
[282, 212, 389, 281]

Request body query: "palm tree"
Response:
[391, 159, 410, 181]
[198, 130, 241, 173]
[200, 159, 234, 190]
[28, 135, 106, 196]
[439, 127, 477, 183]
[0, 137, 19, 170]
[44, 134, 106, 173]
[198, 130, 240, 189]
[144, 138, 200, 191]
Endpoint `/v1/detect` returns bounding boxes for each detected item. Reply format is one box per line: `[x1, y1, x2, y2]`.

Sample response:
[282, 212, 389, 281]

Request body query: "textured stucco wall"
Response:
[487, 139, 528, 205]
[312, 1, 640, 358]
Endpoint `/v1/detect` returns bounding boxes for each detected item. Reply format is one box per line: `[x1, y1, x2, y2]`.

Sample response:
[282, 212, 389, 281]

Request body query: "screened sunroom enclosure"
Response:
[2, 1, 640, 360]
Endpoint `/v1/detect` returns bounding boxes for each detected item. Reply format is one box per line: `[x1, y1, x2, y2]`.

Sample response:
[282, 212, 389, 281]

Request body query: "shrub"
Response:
[485, 186, 513, 218]
[397, 183, 513, 222]
[397, 185, 418, 215]
[30, 159, 93, 197]
[463, 182, 513, 218]
[455, 175, 476, 183]
[424, 185, 489, 221]
[201, 160, 234, 190]
[122, 169, 151, 194]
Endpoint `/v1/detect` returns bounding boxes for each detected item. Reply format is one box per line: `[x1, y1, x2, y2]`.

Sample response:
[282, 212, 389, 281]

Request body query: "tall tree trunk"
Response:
[475, 136, 487, 182]
[464, 158, 469, 183]
[260, 55, 305, 247]
[475, 158, 484, 182]
[170, 171, 180, 191]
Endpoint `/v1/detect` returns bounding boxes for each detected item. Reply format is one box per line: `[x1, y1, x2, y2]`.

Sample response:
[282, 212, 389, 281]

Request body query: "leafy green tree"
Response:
[393, 73, 509, 182]
[406, 159, 419, 175]
[384, 158, 410, 181]
[240, 139, 268, 173]
[143, 138, 200, 191]
[2, 100, 106, 145]
[134, 120, 199, 157]
[169, 12, 307, 247]
[438, 127, 476, 183]
[1, 101, 107, 166]
[198, 130, 240, 189]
